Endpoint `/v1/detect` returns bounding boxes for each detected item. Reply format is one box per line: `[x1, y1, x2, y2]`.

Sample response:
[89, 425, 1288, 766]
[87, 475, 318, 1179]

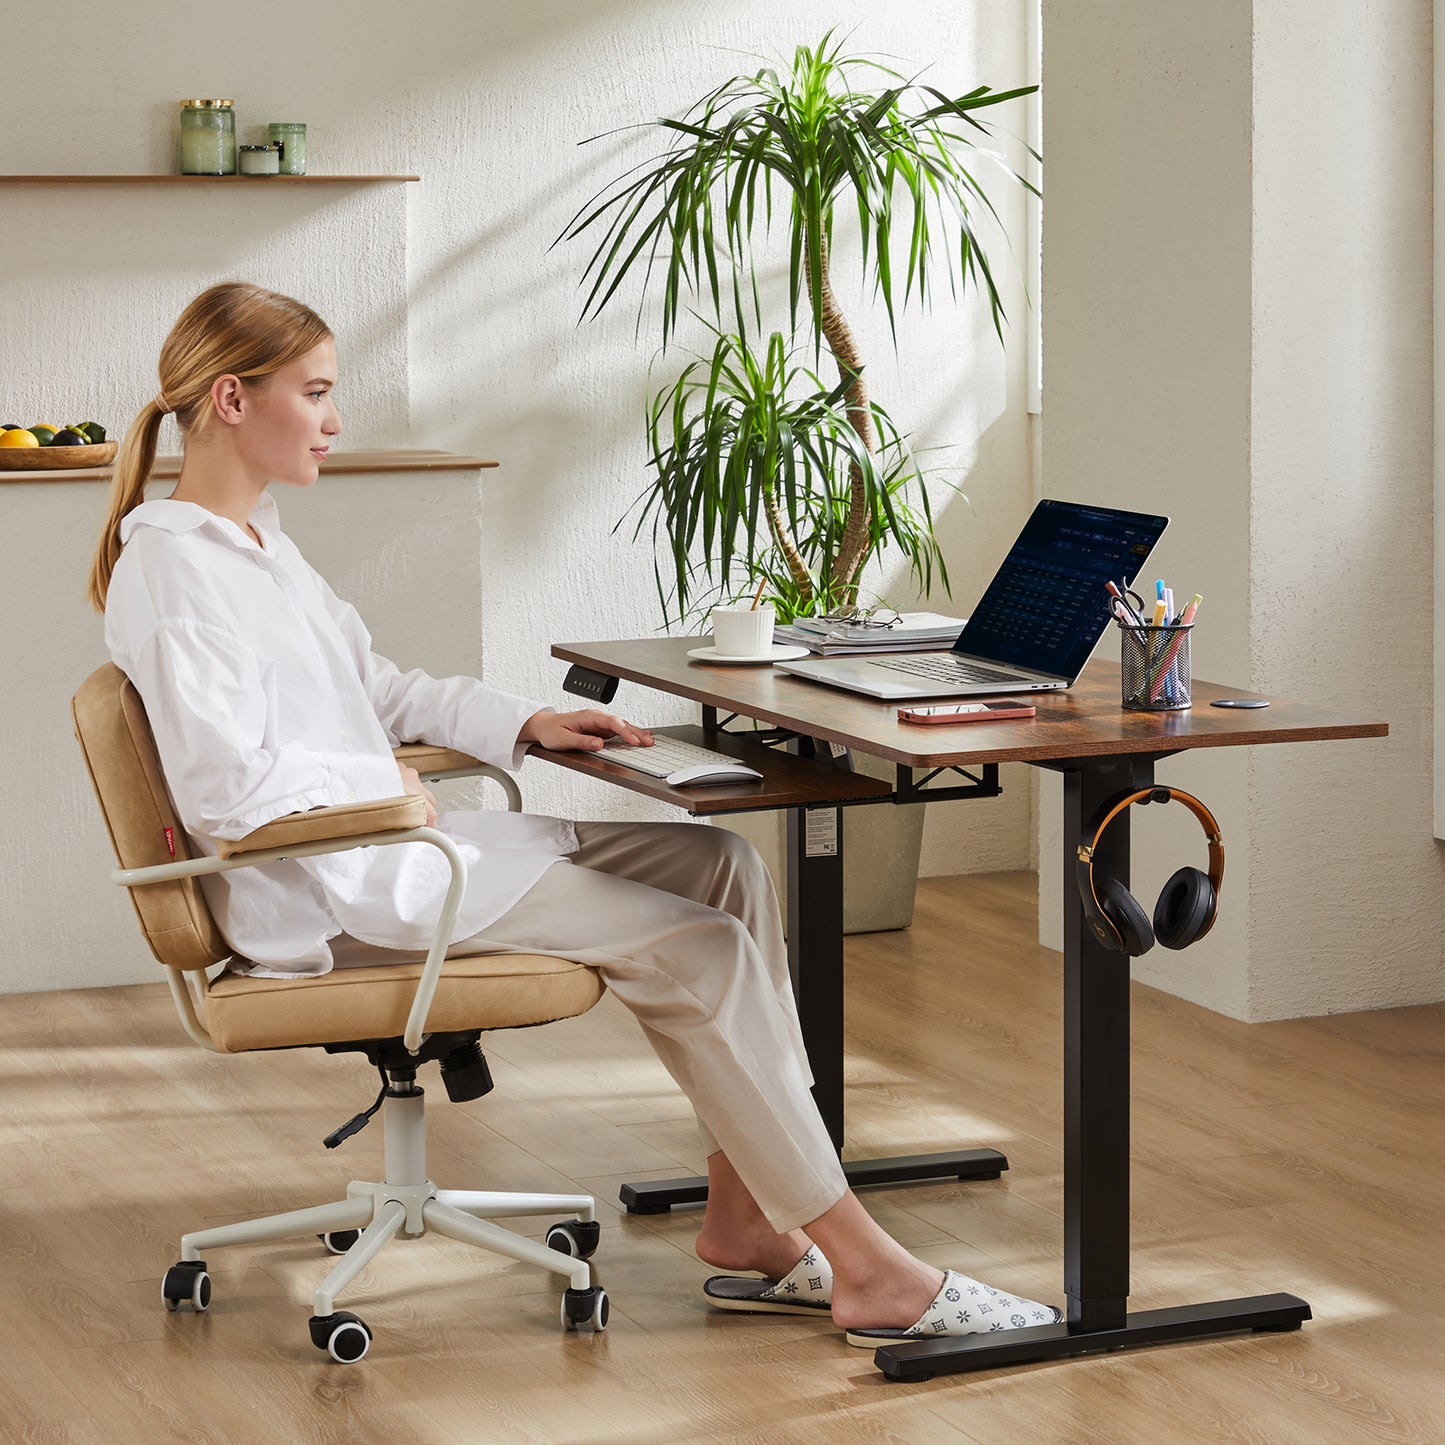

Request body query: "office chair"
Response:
[72, 663, 610, 1363]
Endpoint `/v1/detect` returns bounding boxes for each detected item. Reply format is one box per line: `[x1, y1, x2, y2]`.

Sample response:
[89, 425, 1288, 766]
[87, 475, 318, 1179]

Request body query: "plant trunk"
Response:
[764, 488, 814, 605]
[805, 231, 876, 596]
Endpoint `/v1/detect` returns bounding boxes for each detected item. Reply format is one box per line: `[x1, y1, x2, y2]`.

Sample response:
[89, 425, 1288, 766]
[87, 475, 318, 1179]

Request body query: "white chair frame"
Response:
[112, 761, 604, 1359]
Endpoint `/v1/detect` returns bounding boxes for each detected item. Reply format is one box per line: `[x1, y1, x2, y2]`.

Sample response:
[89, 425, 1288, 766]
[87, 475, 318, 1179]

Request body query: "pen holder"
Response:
[1119, 623, 1193, 711]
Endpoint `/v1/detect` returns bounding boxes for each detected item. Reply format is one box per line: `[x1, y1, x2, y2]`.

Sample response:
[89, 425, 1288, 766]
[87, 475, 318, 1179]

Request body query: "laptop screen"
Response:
[955, 500, 1169, 680]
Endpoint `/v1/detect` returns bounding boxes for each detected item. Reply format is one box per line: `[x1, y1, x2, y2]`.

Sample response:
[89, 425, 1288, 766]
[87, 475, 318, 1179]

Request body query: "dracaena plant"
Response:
[561, 31, 1037, 619]
[634, 328, 947, 621]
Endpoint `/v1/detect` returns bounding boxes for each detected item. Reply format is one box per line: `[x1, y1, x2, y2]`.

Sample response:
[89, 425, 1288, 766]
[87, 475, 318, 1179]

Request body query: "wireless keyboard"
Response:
[598, 736, 763, 786]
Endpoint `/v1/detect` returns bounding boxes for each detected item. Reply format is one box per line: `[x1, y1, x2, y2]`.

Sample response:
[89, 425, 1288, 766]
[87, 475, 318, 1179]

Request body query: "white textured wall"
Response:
[1042, 0, 1444, 1020]
[1249, 0, 1441, 1017]
[1, 1, 1038, 993]
[1438, 0, 1445, 842]
[1040, 0, 1257, 1017]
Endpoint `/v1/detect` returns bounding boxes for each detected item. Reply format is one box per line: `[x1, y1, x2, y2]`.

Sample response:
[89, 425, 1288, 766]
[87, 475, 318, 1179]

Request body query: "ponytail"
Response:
[86, 281, 333, 613]
[88, 399, 167, 612]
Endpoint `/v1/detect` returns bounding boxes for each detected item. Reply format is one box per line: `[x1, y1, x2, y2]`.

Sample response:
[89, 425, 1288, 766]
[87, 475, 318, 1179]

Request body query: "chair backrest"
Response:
[72, 663, 230, 972]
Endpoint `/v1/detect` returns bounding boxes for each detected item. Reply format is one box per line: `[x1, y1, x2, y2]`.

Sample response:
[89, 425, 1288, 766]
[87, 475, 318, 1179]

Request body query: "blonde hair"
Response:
[87, 282, 333, 611]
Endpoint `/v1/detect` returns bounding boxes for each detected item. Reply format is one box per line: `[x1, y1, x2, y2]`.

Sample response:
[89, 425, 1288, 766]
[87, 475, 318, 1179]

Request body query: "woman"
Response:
[91, 282, 1059, 1346]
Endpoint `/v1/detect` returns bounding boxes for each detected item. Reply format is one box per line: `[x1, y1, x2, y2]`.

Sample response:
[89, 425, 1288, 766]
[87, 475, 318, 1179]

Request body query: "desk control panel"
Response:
[562, 664, 619, 704]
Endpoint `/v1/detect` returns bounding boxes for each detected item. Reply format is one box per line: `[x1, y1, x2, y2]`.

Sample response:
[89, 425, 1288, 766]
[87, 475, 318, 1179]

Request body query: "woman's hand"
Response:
[398, 763, 439, 827]
[519, 708, 655, 753]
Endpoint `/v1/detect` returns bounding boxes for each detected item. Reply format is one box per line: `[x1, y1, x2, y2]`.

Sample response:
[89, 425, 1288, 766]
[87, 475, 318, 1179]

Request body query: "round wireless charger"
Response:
[1210, 698, 1270, 709]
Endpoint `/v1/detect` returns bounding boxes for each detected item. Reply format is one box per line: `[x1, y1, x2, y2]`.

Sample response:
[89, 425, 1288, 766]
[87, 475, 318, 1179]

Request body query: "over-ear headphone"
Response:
[1075, 787, 1225, 956]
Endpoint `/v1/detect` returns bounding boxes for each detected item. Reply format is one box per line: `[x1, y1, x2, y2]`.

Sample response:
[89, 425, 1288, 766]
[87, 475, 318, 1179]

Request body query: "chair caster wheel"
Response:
[309, 1310, 372, 1363]
[318, 1229, 361, 1255]
[546, 1219, 601, 1260]
[161, 1260, 211, 1313]
[561, 1285, 609, 1332]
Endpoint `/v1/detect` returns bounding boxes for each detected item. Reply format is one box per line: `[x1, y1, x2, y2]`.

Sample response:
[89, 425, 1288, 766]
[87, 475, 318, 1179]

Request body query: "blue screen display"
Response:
[955, 500, 1169, 680]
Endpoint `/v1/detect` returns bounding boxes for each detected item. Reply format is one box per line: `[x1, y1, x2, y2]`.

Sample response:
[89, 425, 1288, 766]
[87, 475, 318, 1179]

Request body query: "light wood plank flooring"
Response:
[2, 872, 1440, 1444]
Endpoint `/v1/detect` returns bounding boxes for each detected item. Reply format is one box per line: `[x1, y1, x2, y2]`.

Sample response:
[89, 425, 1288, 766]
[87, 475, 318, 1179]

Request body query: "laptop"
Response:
[775, 499, 1169, 699]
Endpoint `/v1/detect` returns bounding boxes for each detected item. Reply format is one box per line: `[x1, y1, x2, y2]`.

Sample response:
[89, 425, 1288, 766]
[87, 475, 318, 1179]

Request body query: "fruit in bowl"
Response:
[1, 420, 116, 470]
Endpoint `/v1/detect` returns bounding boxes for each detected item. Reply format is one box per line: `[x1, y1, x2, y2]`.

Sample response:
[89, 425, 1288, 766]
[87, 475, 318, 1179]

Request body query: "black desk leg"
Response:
[786, 802, 846, 1144]
[622, 798, 1008, 1215]
[873, 755, 1310, 1380]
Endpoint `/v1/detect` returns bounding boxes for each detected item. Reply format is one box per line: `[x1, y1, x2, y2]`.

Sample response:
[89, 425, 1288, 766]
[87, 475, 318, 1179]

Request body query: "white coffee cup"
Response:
[710, 602, 776, 657]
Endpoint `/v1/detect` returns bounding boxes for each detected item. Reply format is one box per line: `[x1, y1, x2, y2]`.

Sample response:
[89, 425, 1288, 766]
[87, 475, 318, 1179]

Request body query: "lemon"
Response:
[0, 428, 40, 448]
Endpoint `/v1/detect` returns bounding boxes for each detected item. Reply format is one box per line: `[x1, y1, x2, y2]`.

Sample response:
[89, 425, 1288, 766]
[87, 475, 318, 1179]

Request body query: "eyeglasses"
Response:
[820, 604, 902, 630]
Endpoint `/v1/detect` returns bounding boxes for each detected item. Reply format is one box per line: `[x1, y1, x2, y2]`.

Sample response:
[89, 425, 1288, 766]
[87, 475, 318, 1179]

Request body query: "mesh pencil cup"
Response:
[1119, 623, 1193, 711]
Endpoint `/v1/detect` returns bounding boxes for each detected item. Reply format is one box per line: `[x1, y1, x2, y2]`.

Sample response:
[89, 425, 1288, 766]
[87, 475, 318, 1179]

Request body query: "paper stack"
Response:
[775, 612, 967, 656]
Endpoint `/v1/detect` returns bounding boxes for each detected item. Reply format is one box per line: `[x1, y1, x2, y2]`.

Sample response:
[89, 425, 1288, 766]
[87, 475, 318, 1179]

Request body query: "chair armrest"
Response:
[393, 743, 523, 812]
[216, 795, 426, 859]
[394, 742, 483, 775]
[118, 816, 466, 1054]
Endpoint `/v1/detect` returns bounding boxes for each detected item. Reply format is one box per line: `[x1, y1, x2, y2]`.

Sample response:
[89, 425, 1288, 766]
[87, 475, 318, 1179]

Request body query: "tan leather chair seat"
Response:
[204, 950, 605, 1053]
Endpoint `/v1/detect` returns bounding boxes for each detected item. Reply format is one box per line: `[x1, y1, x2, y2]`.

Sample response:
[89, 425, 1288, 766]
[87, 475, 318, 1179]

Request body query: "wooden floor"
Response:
[2, 872, 1441, 1444]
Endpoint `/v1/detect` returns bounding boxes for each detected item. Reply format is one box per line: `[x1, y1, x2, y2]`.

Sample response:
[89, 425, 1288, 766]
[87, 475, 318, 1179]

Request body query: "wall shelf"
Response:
[0, 174, 419, 184]
[0, 448, 494, 484]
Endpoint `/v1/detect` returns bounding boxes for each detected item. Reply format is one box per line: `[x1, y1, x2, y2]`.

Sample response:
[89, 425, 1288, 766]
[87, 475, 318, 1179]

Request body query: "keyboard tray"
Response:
[530, 724, 894, 815]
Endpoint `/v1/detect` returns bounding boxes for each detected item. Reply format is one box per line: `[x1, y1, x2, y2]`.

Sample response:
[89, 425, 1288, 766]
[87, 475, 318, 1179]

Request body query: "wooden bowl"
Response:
[0, 440, 118, 471]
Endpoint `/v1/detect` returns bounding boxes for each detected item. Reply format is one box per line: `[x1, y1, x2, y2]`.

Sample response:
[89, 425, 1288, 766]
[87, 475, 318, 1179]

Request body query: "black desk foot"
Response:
[873, 1292, 1311, 1381]
[620, 1148, 1009, 1214]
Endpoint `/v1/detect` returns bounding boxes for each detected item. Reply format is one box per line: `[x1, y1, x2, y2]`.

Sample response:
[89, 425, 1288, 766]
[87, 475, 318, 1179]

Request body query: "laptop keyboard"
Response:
[871, 655, 1025, 685]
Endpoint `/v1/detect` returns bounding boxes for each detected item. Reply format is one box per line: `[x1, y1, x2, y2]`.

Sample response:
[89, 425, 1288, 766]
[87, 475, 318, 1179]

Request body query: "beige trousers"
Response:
[336, 822, 846, 1229]
[461, 821, 848, 1233]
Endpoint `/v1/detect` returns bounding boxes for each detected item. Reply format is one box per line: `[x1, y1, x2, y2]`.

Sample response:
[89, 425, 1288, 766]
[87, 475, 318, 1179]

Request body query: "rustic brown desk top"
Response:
[550, 637, 1388, 769]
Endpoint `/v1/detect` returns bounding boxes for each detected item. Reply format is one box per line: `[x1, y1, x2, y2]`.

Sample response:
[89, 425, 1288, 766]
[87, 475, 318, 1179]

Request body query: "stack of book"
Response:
[774, 612, 967, 656]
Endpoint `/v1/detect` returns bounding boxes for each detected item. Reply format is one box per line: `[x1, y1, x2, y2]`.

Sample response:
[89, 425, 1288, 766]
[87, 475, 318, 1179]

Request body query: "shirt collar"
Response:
[120, 492, 282, 551]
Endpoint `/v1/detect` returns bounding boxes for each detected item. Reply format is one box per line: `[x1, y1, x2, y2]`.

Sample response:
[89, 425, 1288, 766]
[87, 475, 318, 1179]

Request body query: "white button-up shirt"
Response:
[105, 495, 577, 977]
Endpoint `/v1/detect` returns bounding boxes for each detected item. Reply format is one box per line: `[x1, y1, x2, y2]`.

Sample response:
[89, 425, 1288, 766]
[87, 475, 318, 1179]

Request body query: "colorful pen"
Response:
[1148, 595, 1203, 702]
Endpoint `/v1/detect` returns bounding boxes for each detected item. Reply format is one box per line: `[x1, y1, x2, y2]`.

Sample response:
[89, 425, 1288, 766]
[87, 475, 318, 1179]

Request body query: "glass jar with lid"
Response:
[267, 122, 307, 175]
[178, 100, 236, 175]
[238, 144, 281, 176]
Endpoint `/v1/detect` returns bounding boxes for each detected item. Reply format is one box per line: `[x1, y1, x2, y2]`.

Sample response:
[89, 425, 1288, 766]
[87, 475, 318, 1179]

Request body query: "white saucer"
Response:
[686, 643, 813, 665]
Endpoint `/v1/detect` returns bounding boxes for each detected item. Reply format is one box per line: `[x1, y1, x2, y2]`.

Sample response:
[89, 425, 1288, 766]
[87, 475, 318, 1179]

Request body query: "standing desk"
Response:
[535, 637, 1387, 1381]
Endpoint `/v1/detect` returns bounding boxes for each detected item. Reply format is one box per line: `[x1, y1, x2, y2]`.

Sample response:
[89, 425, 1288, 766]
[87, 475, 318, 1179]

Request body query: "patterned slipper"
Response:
[845, 1269, 1061, 1347]
[703, 1247, 833, 1316]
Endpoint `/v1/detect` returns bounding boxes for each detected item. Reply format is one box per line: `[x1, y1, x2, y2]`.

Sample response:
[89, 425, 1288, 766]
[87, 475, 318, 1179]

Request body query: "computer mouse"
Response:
[665, 762, 764, 787]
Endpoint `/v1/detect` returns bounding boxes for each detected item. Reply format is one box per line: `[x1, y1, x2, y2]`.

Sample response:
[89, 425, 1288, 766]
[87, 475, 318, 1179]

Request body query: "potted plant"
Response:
[563, 32, 1038, 927]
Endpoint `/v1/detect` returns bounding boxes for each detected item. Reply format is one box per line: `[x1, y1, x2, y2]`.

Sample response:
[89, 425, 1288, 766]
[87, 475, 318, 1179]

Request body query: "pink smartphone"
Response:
[897, 700, 1037, 725]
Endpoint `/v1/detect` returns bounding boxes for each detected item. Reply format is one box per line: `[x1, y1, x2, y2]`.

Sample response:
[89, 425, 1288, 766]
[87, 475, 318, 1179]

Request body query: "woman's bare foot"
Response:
[801, 1192, 946, 1330]
[826, 1252, 944, 1330]
[694, 1219, 813, 1279]
[696, 1151, 814, 1278]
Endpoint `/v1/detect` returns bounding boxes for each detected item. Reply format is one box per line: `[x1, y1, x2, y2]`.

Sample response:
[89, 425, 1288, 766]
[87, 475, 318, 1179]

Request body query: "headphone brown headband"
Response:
[1075, 786, 1225, 946]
